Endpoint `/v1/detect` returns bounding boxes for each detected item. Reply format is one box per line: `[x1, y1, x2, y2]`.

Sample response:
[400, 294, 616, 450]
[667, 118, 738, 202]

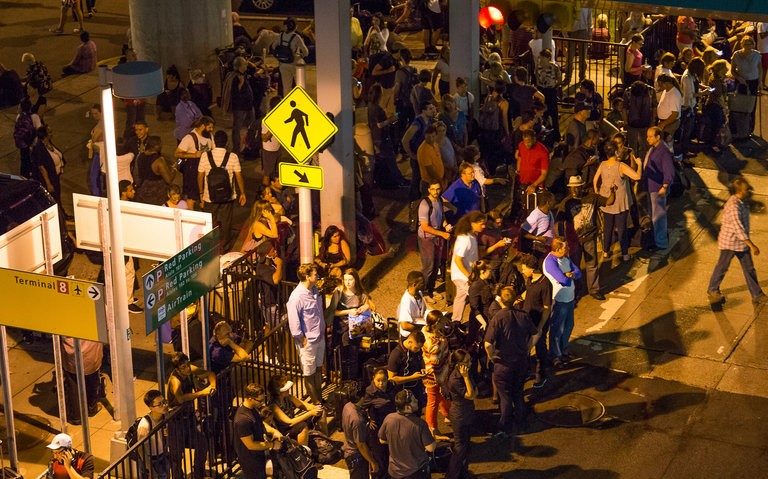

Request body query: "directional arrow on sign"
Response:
[144, 275, 155, 291]
[146, 293, 156, 309]
[294, 169, 309, 183]
[87, 285, 101, 300]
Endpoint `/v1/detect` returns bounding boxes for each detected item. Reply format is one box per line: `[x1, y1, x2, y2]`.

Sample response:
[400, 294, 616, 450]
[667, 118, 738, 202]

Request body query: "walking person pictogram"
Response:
[285, 100, 310, 149]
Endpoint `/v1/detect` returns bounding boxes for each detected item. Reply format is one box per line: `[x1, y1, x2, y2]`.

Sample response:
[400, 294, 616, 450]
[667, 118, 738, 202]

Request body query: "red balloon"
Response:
[479, 6, 505, 28]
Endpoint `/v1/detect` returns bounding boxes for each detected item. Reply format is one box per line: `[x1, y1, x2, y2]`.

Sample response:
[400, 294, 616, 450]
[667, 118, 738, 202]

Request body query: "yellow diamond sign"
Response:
[262, 86, 338, 164]
[278, 162, 324, 190]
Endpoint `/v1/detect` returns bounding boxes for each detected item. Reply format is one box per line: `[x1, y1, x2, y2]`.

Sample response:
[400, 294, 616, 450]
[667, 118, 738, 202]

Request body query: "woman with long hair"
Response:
[133, 135, 176, 206]
[451, 211, 487, 322]
[422, 310, 451, 439]
[468, 259, 495, 332]
[315, 225, 352, 276]
[593, 141, 642, 262]
[30, 126, 65, 206]
[329, 268, 372, 380]
[624, 34, 645, 86]
[242, 200, 278, 252]
[443, 349, 476, 479]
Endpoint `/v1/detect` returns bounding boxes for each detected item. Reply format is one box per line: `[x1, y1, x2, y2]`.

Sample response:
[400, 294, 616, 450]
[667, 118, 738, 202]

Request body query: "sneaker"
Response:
[590, 292, 606, 301]
[128, 304, 143, 313]
[707, 291, 725, 304]
[553, 358, 566, 369]
[533, 377, 548, 388]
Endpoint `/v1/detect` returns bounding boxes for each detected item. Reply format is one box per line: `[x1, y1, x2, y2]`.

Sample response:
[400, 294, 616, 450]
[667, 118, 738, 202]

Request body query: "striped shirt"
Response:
[718, 195, 750, 252]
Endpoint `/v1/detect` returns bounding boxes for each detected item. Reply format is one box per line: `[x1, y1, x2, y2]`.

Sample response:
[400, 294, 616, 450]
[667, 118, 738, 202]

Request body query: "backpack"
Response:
[307, 430, 344, 465]
[396, 66, 417, 110]
[13, 113, 36, 149]
[625, 82, 654, 128]
[279, 437, 316, 478]
[125, 414, 151, 460]
[274, 33, 297, 63]
[205, 151, 232, 203]
[477, 95, 501, 131]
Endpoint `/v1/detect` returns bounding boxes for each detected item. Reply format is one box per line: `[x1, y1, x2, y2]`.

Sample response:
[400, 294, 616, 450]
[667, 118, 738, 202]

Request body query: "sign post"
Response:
[142, 229, 221, 386]
[262, 68, 338, 263]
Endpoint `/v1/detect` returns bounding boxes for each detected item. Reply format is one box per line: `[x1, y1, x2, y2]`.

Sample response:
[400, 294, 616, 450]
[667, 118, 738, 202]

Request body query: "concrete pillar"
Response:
[314, 0, 356, 244]
[129, 0, 232, 73]
[449, 0, 480, 105]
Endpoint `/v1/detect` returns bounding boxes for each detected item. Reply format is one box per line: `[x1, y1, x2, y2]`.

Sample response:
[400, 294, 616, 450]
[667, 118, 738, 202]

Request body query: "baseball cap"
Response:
[279, 380, 294, 392]
[47, 433, 73, 450]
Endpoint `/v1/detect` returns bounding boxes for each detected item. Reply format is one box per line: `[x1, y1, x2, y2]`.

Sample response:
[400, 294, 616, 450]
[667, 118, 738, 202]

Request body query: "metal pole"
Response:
[0, 327, 17, 470]
[295, 60, 314, 264]
[174, 210, 191, 357]
[41, 213, 69, 434]
[73, 339, 91, 453]
[98, 200, 121, 418]
[99, 67, 136, 429]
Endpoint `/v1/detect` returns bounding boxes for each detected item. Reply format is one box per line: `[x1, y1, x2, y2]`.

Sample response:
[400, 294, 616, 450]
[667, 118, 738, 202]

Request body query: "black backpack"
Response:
[274, 33, 297, 63]
[205, 150, 232, 203]
[307, 430, 343, 465]
[396, 66, 417, 110]
[125, 414, 151, 460]
[278, 437, 316, 478]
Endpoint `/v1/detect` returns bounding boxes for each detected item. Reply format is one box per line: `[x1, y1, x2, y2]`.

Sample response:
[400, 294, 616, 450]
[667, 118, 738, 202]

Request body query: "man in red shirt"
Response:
[515, 130, 549, 194]
[676, 16, 697, 53]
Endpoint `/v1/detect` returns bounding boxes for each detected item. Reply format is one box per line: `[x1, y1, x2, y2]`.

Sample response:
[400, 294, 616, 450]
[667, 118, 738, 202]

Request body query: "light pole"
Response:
[97, 62, 163, 443]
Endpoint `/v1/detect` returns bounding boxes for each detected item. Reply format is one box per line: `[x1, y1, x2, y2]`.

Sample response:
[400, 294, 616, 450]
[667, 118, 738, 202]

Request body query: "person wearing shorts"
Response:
[419, 0, 443, 56]
[286, 263, 326, 404]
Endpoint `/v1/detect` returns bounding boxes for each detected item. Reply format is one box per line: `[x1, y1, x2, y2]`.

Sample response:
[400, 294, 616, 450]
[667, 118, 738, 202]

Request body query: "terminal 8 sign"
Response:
[142, 229, 221, 334]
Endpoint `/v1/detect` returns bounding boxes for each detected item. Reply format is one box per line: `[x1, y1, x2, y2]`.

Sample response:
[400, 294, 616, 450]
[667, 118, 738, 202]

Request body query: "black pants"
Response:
[493, 360, 528, 434]
[408, 156, 422, 202]
[64, 370, 101, 420]
[533, 318, 551, 381]
[204, 200, 234, 251]
[571, 236, 600, 296]
[19, 147, 32, 178]
[603, 210, 630, 256]
[446, 406, 473, 479]
[345, 453, 371, 479]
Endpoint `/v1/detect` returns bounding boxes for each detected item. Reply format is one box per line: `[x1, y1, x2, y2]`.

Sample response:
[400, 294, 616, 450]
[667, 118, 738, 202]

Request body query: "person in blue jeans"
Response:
[644, 127, 675, 250]
[543, 237, 582, 368]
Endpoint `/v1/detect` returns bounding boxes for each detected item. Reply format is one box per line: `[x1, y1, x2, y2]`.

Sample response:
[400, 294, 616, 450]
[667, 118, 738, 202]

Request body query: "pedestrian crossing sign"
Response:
[262, 85, 338, 165]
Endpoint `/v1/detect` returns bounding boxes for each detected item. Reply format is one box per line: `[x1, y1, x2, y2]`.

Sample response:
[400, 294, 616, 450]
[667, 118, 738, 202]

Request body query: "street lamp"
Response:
[97, 62, 163, 447]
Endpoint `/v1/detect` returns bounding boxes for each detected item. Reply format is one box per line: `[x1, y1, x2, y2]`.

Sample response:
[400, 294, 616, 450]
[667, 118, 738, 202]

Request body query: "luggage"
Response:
[728, 93, 756, 114]
[730, 111, 752, 140]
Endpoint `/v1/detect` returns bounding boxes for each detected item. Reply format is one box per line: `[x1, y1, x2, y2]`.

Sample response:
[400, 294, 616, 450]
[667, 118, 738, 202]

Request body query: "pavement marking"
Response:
[585, 297, 626, 333]
[622, 273, 649, 293]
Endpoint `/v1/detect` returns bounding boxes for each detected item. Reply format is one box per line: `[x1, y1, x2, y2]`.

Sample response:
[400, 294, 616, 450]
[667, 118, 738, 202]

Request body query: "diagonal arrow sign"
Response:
[294, 169, 309, 183]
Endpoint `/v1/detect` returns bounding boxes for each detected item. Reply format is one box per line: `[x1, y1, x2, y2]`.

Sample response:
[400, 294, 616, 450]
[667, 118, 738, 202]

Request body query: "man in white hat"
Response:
[45, 432, 95, 478]
[555, 175, 616, 300]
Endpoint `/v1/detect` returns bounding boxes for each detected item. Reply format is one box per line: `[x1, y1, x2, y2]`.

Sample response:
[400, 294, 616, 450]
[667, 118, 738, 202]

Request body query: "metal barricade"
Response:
[553, 35, 625, 103]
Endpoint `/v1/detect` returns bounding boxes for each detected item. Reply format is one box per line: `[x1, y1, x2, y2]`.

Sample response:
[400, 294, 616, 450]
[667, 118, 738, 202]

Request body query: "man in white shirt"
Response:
[397, 271, 427, 338]
[271, 17, 308, 96]
[197, 130, 246, 251]
[174, 116, 215, 210]
[656, 74, 682, 143]
[756, 22, 768, 89]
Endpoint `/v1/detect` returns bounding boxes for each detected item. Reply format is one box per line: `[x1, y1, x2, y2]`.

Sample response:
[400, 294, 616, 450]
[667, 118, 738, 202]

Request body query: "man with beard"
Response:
[555, 175, 616, 300]
[174, 116, 214, 210]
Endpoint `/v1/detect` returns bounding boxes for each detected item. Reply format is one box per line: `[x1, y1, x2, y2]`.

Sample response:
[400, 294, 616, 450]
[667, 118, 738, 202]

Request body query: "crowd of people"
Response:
[14, 3, 768, 479]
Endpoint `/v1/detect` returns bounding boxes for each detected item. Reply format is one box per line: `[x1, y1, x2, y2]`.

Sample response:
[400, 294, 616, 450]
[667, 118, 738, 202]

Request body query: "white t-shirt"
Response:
[397, 290, 426, 337]
[657, 87, 682, 121]
[177, 131, 213, 156]
[197, 147, 241, 202]
[758, 23, 768, 54]
[262, 123, 281, 152]
[95, 141, 134, 183]
[450, 234, 478, 282]
[453, 91, 475, 117]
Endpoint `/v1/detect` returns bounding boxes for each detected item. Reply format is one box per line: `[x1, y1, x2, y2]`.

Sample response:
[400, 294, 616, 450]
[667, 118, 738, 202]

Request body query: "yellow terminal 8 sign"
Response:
[262, 86, 338, 164]
[0, 267, 108, 343]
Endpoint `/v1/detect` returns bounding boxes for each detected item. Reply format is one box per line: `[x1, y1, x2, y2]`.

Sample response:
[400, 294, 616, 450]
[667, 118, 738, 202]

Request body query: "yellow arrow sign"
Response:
[278, 162, 324, 190]
[0, 267, 108, 342]
[262, 86, 338, 164]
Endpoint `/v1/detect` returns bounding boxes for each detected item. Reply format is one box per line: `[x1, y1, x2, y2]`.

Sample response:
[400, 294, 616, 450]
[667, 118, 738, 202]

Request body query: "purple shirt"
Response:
[644, 144, 674, 193]
[286, 282, 326, 343]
